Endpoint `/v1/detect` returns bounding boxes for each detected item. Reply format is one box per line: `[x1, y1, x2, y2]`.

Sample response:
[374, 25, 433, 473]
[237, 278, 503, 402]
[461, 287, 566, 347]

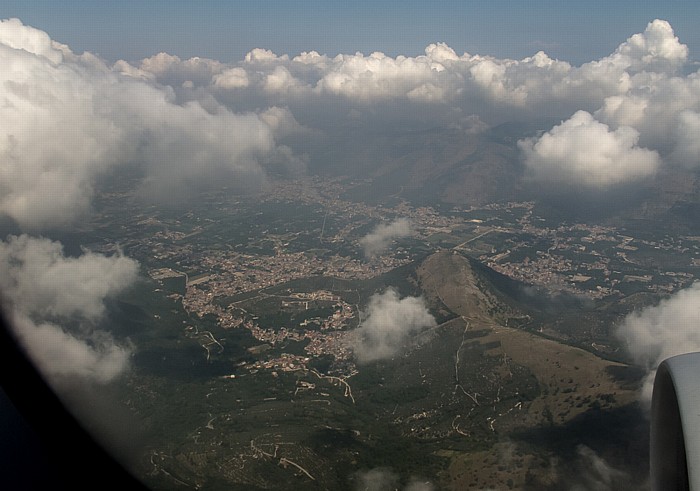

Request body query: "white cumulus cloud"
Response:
[613, 19, 688, 73]
[595, 72, 700, 159]
[351, 289, 436, 364]
[11, 314, 132, 383]
[213, 66, 250, 89]
[519, 110, 660, 188]
[0, 16, 64, 63]
[0, 18, 286, 229]
[0, 235, 139, 383]
[359, 218, 412, 257]
[138, 52, 223, 87]
[616, 282, 700, 402]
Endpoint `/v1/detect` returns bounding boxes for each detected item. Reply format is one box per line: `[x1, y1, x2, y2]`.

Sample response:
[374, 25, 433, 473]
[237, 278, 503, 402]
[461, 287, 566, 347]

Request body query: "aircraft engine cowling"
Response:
[651, 352, 700, 491]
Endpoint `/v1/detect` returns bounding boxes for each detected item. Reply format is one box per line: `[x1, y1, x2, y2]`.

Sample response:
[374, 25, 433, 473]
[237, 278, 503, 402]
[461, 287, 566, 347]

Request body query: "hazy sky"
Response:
[2, 0, 700, 65]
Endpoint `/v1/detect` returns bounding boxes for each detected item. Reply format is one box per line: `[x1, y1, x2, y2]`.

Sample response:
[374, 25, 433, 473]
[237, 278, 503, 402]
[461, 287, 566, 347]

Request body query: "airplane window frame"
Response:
[0, 308, 148, 491]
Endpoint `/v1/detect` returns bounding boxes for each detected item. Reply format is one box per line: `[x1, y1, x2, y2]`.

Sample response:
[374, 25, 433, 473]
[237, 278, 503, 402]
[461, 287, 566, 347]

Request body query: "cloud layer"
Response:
[2, 17, 700, 223]
[0, 18, 297, 229]
[351, 289, 436, 364]
[616, 282, 700, 401]
[107, 18, 700, 191]
[0, 235, 139, 383]
[359, 218, 412, 257]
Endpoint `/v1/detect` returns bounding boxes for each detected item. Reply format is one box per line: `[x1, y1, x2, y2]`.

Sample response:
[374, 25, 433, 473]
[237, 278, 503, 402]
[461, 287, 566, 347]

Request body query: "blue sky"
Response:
[2, 0, 700, 65]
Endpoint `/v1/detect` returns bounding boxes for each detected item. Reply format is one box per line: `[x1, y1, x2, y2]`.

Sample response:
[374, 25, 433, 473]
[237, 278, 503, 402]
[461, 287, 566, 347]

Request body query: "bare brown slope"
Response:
[418, 249, 495, 320]
[414, 250, 642, 489]
[417, 249, 525, 324]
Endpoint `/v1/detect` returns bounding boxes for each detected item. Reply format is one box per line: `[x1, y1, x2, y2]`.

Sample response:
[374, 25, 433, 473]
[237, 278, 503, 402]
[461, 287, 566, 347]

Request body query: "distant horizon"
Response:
[2, 1, 700, 66]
